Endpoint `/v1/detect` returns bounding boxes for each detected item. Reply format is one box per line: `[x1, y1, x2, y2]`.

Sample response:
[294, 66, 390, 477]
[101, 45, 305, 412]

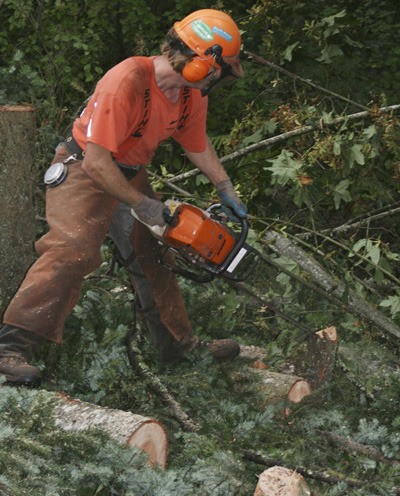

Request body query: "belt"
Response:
[62, 132, 141, 180]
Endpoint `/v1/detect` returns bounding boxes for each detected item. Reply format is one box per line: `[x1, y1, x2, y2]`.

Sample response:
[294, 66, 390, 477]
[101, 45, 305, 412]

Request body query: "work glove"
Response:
[216, 179, 247, 222]
[131, 196, 171, 227]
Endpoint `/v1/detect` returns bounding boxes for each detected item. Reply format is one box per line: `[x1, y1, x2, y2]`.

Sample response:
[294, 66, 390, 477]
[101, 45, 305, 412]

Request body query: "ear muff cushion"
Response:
[182, 58, 210, 83]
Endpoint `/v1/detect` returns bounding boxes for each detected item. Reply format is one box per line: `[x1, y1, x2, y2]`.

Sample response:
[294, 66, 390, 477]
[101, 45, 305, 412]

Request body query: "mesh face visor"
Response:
[201, 54, 244, 96]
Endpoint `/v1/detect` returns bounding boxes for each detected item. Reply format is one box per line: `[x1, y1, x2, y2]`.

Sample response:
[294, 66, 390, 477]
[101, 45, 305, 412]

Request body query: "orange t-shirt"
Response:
[72, 56, 208, 166]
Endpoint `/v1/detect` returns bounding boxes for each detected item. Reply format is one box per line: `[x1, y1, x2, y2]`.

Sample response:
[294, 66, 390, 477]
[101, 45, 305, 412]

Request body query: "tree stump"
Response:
[0, 105, 37, 315]
[254, 466, 311, 496]
[294, 326, 339, 389]
[54, 392, 168, 468]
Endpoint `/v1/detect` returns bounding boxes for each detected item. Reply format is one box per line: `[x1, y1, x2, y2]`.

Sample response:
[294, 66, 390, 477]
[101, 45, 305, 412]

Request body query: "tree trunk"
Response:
[0, 105, 37, 316]
[254, 466, 311, 496]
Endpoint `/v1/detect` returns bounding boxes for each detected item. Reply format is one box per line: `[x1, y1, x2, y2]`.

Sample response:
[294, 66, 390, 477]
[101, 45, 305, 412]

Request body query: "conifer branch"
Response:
[316, 429, 400, 467]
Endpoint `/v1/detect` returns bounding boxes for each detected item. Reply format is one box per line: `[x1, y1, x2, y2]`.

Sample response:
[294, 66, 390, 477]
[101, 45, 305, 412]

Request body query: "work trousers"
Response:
[3, 145, 192, 356]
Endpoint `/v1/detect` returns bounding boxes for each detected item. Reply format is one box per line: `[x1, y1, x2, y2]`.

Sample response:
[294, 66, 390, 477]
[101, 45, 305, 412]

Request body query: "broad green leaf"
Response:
[363, 124, 377, 139]
[320, 10, 347, 27]
[265, 150, 303, 186]
[349, 144, 365, 167]
[316, 44, 344, 64]
[333, 179, 352, 209]
[368, 244, 380, 265]
[333, 139, 342, 156]
[281, 42, 300, 62]
[379, 295, 400, 317]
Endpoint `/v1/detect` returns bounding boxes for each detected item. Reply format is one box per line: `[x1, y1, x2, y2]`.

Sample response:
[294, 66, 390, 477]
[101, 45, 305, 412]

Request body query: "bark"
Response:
[263, 230, 400, 340]
[0, 105, 37, 315]
[254, 466, 311, 496]
[337, 341, 399, 401]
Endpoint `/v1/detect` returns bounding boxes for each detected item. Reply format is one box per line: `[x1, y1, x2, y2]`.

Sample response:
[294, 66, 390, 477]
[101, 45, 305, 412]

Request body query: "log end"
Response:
[254, 466, 311, 496]
[287, 380, 312, 404]
[127, 420, 168, 469]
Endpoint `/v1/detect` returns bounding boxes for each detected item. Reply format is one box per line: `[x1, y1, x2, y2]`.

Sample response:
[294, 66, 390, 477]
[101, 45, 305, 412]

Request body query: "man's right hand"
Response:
[131, 196, 171, 227]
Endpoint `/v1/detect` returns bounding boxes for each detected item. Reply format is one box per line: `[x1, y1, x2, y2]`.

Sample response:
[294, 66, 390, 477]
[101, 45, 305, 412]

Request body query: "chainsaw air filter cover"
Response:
[163, 203, 236, 265]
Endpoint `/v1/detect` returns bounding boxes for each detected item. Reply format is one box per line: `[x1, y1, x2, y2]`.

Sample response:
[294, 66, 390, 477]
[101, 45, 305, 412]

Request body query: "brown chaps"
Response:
[3, 145, 192, 354]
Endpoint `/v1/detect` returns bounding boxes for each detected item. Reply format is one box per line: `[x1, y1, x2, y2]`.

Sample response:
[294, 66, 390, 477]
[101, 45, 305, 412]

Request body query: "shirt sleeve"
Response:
[84, 92, 132, 154]
[172, 92, 208, 153]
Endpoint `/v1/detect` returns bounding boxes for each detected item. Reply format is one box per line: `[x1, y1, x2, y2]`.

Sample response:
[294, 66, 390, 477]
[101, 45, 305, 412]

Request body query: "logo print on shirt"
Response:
[132, 88, 150, 137]
[177, 88, 190, 130]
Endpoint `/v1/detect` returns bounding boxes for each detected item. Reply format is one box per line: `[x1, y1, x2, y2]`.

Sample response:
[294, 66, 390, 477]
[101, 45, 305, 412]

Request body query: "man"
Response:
[0, 9, 247, 387]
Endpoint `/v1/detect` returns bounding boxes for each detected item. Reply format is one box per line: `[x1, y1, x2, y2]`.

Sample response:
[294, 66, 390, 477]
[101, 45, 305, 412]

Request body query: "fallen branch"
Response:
[0, 386, 168, 468]
[263, 229, 400, 340]
[125, 307, 201, 433]
[317, 429, 400, 467]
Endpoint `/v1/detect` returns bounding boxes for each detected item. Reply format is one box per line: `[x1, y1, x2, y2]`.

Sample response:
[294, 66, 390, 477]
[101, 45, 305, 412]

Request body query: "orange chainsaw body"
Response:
[163, 203, 236, 265]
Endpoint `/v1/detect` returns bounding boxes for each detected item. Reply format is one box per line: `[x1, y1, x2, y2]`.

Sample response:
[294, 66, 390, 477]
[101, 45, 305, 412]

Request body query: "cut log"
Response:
[254, 369, 312, 407]
[254, 466, 311, 496]
[0, 386, 168, 468]
[234, 346, 312, 413]
[54, 392, 168, 468]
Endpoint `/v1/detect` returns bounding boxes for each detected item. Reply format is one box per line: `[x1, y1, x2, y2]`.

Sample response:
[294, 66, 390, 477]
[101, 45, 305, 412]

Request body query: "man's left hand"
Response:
[216, 179, 247, 222]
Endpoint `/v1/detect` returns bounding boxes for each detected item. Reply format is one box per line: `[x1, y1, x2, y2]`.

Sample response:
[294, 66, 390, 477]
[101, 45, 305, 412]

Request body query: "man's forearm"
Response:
[82, 142, 144, 205]
[184, 137, 230, 186]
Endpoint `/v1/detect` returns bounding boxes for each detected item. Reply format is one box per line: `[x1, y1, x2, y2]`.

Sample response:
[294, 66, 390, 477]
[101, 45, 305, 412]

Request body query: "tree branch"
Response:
[166, 104, 400, 184]
[244, 50, 369, 110]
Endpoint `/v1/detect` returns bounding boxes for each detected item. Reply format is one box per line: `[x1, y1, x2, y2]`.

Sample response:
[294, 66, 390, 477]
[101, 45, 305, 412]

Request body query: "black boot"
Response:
[0, 325, 44, 387]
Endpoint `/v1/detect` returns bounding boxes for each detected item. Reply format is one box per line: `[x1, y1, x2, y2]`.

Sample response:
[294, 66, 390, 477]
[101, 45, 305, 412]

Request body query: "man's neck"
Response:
[153, 55, 186, 103]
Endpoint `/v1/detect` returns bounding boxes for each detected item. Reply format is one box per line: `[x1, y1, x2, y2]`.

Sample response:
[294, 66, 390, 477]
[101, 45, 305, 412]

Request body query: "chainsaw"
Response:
[131, 199, 259, 283]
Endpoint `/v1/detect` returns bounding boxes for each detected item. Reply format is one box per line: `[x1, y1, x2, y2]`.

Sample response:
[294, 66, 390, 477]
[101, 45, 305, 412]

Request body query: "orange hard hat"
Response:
[174, 9, 242, 71]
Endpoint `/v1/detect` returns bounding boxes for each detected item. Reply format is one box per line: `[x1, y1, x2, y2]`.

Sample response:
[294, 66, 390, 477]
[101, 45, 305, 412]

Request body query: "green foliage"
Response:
[2, 0, 400, 494]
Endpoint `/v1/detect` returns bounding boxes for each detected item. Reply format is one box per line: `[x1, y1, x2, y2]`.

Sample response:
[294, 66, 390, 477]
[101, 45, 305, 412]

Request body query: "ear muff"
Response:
[181, 57, 211, 83]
